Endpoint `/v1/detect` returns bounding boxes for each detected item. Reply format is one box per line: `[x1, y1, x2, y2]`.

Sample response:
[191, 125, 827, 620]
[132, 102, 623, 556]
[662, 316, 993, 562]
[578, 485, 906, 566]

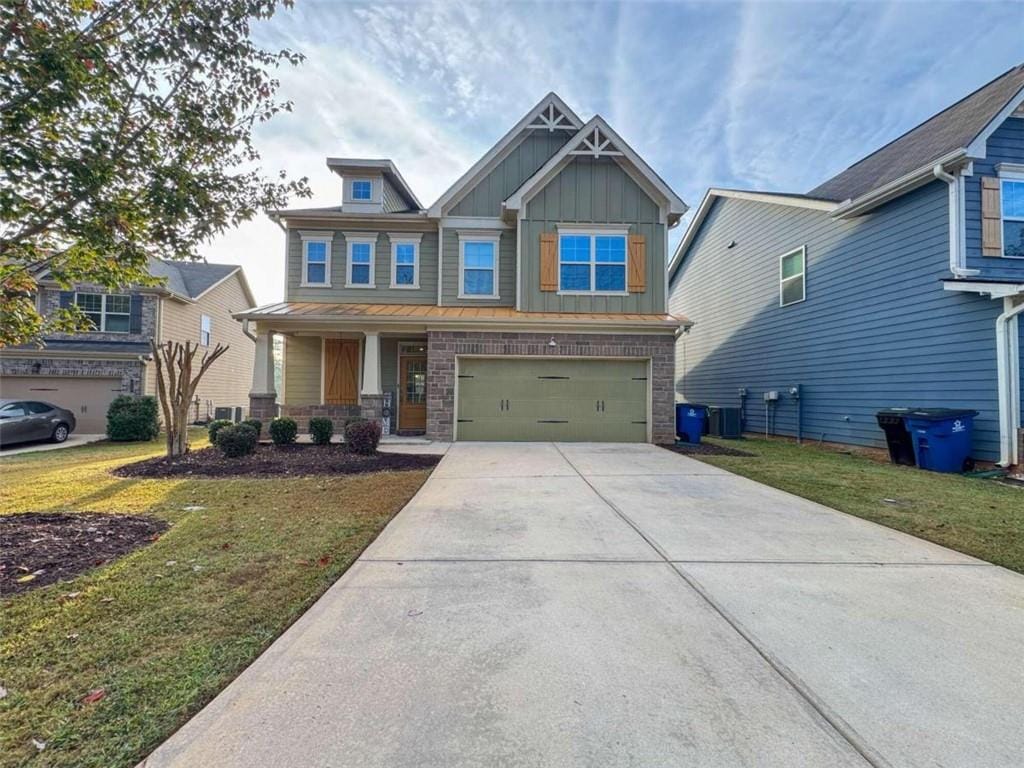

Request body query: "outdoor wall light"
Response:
[727, 239, 737, 249]
[548, 337, 557, 347]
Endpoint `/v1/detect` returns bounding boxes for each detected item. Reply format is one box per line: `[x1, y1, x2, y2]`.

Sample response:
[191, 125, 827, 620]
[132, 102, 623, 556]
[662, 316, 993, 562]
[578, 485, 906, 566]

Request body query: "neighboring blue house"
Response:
[669, 64, 1024, 466]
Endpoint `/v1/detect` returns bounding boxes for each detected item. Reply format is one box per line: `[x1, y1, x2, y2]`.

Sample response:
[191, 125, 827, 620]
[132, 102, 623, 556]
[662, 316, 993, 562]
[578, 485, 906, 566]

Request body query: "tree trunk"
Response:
[150, 339, 229, 458]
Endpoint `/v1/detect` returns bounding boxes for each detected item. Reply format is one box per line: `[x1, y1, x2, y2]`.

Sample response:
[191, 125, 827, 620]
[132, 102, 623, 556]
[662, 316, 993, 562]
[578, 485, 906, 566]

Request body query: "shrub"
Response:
[106, 395, 160, 441]
[216, 424, 258, 458]
[344, 418, 381, 455]
[309, 417, 333, 446]
[207, 419, 233, 445]
[269, 416, 298, 445]
[240, 418, 262, 437]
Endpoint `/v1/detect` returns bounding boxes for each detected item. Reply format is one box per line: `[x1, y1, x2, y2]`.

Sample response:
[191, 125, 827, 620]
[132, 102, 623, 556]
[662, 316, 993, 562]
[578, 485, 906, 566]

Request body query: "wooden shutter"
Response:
[628, 234, 646, 292]
[540, 232, 557, 291]
[982, 176, 1002, 257]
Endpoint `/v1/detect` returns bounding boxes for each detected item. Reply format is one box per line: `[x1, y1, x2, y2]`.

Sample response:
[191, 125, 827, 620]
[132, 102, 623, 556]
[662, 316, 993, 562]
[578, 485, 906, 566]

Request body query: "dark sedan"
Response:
[0, 399, 77, 447]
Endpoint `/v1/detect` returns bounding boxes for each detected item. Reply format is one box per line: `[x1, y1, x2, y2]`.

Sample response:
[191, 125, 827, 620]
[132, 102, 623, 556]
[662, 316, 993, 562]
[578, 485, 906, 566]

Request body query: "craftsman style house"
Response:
[670, 64, 1024, 465]
[1, 259, 256, 432]
[238, 94, 688, 442]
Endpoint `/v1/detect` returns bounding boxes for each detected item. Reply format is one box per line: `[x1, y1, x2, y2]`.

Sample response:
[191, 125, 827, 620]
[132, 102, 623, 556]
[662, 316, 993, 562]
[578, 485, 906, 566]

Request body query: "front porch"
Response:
[248, 328, 428, 435]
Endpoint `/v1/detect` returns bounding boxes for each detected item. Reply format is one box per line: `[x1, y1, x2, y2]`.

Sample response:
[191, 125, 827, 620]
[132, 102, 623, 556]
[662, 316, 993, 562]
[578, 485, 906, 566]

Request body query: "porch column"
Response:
[250, 331, 276, 397]
[361, 331, 382, 396]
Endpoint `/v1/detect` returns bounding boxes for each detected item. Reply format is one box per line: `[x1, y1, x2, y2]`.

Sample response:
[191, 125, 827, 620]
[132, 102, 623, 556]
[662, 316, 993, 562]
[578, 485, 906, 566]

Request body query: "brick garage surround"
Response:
[0, 356, 144, 395]
[426, 330, 676, 443]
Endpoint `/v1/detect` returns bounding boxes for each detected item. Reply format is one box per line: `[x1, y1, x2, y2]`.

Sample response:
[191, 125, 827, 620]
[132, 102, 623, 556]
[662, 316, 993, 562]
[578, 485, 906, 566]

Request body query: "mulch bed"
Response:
[659, 441, 754, 457]
[112, 443, 441, 478]
[1, 513, 168, 597]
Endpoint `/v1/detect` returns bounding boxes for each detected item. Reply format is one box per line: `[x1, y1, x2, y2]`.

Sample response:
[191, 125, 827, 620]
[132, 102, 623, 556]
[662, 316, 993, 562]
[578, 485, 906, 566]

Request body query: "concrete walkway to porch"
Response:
[140, 442, 1024, 768]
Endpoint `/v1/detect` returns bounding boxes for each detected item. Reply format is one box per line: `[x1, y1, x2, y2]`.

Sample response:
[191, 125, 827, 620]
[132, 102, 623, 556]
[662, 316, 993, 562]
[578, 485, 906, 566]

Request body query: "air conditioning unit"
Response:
[213, 406, 234, 422]
[707, 406, 742, 438]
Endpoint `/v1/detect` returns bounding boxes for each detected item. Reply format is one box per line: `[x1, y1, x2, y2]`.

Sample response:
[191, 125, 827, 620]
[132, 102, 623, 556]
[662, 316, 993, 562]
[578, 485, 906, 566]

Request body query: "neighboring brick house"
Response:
[0, 259, 257, 432]
[237, 93, 689, 442]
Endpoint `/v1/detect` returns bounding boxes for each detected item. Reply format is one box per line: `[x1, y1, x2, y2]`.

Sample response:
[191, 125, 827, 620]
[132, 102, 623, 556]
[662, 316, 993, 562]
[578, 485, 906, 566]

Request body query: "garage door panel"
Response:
[456, 358, 648, 442]
[0, 376, 123, 433]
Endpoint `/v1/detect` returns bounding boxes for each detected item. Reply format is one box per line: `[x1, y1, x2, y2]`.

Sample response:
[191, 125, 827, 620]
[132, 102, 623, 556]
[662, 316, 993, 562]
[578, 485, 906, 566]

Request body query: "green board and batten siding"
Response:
[286, 228, 439, 304]
[520, 157, 666, 314]
[456, 357, 649, 442]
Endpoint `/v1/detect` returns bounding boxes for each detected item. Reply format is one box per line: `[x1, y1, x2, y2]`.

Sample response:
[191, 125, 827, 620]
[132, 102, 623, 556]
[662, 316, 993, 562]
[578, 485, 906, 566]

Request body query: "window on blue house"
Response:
[351, 179, 372, 201]
[558, 231, 627, 293]
[1002, 179, 1024, 258]
[346, 237, 376, 287]
[780, 246, 806, 306]
[459, 235, 499, 298]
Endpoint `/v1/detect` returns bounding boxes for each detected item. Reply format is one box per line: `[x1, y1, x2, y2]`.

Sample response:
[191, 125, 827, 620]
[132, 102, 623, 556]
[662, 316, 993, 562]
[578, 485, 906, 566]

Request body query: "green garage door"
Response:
[456, 358, 648, 442]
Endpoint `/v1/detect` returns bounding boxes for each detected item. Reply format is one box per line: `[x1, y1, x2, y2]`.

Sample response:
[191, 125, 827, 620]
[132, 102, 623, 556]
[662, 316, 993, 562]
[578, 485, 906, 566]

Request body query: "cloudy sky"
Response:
[206, 0, 1024, 304]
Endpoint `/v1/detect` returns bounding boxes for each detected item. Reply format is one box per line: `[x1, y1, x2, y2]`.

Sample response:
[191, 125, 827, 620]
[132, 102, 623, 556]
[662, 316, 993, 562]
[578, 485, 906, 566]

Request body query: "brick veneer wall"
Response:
[277, 403, 360, 433]
[426, 330, 676, 443]
[0, 356, 143, 395]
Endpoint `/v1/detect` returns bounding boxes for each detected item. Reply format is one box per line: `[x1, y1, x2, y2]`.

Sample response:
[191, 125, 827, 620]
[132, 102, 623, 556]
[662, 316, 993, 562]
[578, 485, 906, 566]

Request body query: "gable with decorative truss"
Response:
[526, 102, 579, 133]
[570, 125, 624, 158]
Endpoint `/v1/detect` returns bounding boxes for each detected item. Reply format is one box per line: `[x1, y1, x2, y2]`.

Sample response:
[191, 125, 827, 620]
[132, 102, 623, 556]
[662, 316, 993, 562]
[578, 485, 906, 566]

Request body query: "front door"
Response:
[399, 356, 427, 432]
[324, 339, 360, 405]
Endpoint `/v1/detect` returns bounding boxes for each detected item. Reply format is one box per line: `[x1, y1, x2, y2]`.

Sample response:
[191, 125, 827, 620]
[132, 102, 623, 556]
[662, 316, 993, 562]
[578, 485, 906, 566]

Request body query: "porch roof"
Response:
[234, 302, 690, 331]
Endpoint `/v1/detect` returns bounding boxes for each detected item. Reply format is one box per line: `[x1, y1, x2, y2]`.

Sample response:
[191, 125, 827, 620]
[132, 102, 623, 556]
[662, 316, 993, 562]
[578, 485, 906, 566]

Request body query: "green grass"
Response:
[0, 433, 430, 768]
[694, 436, 1024, 573]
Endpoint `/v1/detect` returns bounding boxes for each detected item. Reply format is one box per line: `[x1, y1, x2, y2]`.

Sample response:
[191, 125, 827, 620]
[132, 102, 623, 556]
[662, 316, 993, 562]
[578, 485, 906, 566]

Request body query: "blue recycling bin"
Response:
[903, 408, 978, 473]
[676, 403, 707, 444]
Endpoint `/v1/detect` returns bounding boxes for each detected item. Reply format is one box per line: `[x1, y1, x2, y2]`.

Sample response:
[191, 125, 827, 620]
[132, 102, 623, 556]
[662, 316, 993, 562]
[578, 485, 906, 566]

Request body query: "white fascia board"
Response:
[965, 83, 1024, 158]
[942, 280, 1024, 298]
[667, 188, 837, 283]
[427, 93, 583, 218]
[503, 116, 688, 222]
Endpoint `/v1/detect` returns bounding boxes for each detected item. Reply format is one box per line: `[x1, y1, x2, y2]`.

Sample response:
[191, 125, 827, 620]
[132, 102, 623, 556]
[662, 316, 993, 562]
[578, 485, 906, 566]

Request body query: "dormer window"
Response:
[351, 179, 373, 201]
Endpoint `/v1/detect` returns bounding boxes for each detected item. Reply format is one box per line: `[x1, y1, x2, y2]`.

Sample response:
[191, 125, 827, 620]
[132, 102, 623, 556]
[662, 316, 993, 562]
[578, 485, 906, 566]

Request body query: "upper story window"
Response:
[458, 232, 500, 299]
[558, 230, 627, 294]
[300, 231, 333, 287]
[200, 315, 212, 346]
[1002, 178, 1024, 258]
[390, 234, 422, 289]
[76, 292, 131, 332]
[779, 246, 806, 307]
[351, 179, 373, 201]
[345, 234, 376, 288]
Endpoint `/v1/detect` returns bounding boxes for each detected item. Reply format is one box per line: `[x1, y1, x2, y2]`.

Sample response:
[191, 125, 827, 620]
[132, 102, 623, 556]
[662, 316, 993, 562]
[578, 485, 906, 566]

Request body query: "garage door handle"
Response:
[505, 399, 510, 411]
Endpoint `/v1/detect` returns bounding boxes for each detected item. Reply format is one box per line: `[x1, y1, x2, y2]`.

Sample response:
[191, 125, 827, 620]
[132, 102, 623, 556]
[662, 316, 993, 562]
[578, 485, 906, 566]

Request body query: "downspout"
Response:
[932, 164, 979, 279]
[241, 318, 257, 343]
[995, 297, 1024, 467]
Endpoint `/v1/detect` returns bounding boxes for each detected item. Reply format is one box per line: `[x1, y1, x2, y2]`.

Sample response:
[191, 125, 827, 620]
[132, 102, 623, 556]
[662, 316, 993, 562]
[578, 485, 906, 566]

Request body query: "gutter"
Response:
[995, 296, 1024, 467]
[830, 149, 968, 219]
[932, 164, 980, 279]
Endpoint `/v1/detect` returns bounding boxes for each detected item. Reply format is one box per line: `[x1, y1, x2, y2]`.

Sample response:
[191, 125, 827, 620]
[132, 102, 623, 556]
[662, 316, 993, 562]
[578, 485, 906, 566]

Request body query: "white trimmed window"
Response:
[75, 292, 131, 332]
[351, 179, 373, 201]
[779, 246, 806, 307]
[389, 233, 422, 289]
[345, 233, 377, 288]
[1001, 176, 1024, 258]
[300, 231, 333, 287]
[458, 231, 500, 299]
[200, 314, 212, 346]
[557, 228, 628, 294]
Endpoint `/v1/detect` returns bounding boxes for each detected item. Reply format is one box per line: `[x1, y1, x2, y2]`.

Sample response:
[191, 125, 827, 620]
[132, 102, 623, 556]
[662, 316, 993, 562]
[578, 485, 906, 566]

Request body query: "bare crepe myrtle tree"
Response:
[150, 339, 229, 457]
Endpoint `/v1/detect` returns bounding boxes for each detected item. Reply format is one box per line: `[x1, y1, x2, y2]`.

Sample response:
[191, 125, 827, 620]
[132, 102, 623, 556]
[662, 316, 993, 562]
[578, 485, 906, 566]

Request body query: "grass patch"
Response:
[692, 436, 1024, 573]
[0, 432, 430, 767]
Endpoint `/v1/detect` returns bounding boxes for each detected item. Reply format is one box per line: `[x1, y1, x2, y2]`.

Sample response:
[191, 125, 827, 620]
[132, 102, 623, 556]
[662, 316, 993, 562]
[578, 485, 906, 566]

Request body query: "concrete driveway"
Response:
[0, 433, 104, 457]
[141, 443, 1024, 768]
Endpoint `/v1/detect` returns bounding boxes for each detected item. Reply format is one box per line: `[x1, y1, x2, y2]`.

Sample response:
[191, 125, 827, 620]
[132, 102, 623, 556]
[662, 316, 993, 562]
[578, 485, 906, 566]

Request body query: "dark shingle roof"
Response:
[149, 258, 238, 299]
[809, 63, 1024, 202]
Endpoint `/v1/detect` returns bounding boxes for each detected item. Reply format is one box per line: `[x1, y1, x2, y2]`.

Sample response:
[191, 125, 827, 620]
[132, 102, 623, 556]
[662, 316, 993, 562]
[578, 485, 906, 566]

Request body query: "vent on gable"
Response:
[527, 103, 577, 132]
[569, 125, 623, 158]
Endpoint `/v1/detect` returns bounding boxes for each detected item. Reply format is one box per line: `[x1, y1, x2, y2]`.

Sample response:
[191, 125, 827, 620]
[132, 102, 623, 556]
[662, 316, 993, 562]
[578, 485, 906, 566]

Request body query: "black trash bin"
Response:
[876, 409, 916, 466]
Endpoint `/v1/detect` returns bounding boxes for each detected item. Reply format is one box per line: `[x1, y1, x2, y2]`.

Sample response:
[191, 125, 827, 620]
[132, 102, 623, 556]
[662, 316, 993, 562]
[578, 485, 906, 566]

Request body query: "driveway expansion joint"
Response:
[551, 443, 891, 768]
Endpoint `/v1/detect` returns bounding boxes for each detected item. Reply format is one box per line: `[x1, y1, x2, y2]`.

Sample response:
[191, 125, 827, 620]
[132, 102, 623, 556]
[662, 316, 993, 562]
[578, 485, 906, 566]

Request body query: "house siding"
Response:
[283, 335, 321, 406]
[965, 116, 1024, 277]
[520, 156, 666, 313]
[382, 176, 410, 213]
[156, 272, 255, 413]
[448, 131, 568, 217]
[670, 180, 1007, 461]
[286, 226, 439, 304]
[440, 228, 516, 306]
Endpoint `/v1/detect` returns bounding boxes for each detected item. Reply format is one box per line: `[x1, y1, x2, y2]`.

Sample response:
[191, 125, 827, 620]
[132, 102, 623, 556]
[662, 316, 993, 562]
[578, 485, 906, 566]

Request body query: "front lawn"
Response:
[692, 436, 1024, 573]
[0, 434, 431, 768]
